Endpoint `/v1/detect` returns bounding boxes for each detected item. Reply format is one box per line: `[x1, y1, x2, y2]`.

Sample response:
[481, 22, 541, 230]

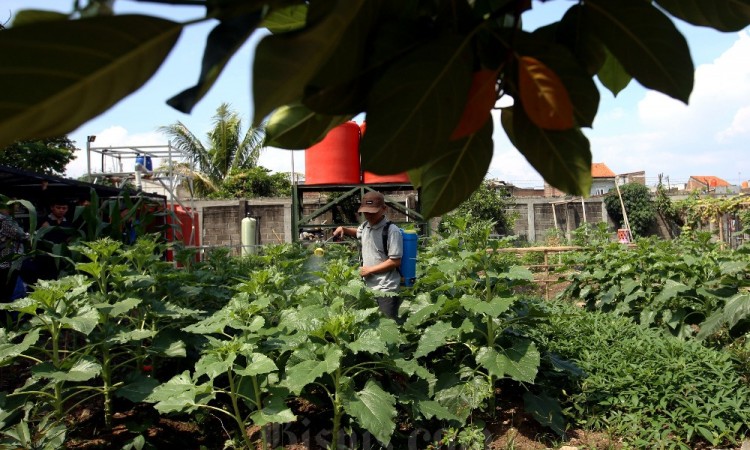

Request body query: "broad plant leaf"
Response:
[168, 12, 263, 113]
[416, 400, 460, 422]
[410, 119, 493, 218]
[282, 346, 343, 394]
[523, 392, 565, 436]
[0, 15, 182, 148]
[434, 377, 492, 423]
[501, 106, 591, 196]
[450, 69, 499, 139]
[342, 380, 397, 446]
[253, 1, 365, 125]
[195, 352, 236, 381]
[248, 393, 297, 427]
[11, 10, 69, 27]
[597, 43, 632, 97]
[264, 102, 352, 149]
[414, 321, 459, 359]
[698, 293, 750, 339]
[59, 307, 99, 335]
[517, 56, 574, 130]
[584, 0, 694, 103]
[95, 297, 141, 317]
[260, 4, 308, 33]
[302, 1, 381, 114]
[654, 280, 690, 303]
[553, 5, 607, 76]
[147, 371, 214, 413]
[460, 295, 514, 318]
[31, 357, 101, 382]
[515, 31, 600, 128]
[116, 374, 160, 403]
[360, 33, 472, 175]
[655, 0, 750, 32]
[475, 340, 540, 383]
[235, 353, 278, 377]
[0, 329, 40, 365]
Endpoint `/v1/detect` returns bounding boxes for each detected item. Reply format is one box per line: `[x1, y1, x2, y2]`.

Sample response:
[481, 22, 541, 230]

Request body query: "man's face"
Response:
[364, 206, 385, 225]
[51, 204, 68, 218]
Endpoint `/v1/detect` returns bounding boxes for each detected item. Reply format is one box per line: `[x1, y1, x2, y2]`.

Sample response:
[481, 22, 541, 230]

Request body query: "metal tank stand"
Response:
[292, 183, 427, 243]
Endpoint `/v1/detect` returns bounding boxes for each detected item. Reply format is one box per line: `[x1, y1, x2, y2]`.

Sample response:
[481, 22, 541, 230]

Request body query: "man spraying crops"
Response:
[333, 191, 403, 320]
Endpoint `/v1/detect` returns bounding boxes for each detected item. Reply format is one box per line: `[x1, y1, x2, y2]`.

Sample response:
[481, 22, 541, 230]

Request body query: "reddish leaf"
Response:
[450, 69, 499, 140]
[517, 56, 574, 130]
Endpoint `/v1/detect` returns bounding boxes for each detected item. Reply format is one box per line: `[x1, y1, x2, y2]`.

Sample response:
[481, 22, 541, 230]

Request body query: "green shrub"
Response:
[533, 301, 750, 448]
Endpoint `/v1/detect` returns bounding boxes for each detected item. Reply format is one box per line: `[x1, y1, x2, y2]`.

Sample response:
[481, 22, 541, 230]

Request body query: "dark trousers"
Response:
[376, 295, 402, 321]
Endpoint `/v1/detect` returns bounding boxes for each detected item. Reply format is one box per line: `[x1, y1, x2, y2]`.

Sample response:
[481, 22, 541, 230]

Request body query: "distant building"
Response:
[687, 176, 733, 193]
[544, 162, 626, 197]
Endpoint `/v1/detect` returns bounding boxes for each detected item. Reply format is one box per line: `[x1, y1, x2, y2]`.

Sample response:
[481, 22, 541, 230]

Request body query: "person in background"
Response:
[0, 200, 29, 304]
[36, 198, 75, 280]
[333, 191, 403, 320]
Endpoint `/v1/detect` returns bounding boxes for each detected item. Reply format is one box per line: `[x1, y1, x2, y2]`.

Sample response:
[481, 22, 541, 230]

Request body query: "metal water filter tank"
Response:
[241, 216, 257, 256]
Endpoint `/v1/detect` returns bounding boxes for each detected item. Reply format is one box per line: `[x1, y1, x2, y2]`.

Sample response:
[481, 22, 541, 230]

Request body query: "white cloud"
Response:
[716, 106, 750, 142]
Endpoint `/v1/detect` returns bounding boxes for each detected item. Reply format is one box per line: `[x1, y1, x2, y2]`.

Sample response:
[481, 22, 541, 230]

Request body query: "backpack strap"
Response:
[382, 220, 392, 256]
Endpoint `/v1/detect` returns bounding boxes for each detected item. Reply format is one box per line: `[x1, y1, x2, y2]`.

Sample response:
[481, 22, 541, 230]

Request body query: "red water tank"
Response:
[166, 205, 200, 262]
[360, 121, 410, 184]
[305, 121, 361, 185]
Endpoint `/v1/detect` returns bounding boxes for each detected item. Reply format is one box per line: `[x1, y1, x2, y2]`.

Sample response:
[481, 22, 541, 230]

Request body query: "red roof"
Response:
[690, 176, 730, 187]
[591, 163, 616, 178]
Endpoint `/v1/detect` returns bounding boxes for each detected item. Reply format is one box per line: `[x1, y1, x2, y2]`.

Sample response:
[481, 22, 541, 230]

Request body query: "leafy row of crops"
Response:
[1, 215, 749, 449]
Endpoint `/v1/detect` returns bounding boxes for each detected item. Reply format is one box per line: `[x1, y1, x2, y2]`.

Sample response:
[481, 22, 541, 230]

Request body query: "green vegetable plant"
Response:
[561, 233, 750, 339]
[404, 219, 558, 433]
[533, 301, 750, 448]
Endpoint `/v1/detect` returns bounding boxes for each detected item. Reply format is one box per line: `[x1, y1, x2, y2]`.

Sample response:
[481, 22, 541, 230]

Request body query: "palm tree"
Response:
[159, 103, 265, 197]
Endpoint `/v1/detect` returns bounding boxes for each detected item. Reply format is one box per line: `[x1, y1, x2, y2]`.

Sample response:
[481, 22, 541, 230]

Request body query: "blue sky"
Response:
[6, 1, 750, 188]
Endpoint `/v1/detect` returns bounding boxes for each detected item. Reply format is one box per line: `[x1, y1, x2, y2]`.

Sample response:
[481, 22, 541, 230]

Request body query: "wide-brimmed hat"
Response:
[358, 191, 385, 213]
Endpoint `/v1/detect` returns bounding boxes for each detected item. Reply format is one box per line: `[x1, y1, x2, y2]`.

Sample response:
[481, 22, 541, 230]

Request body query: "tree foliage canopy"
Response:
[0, 136, 77, 176]
[2, 0, 749, 217]
[159, 103, 266, 197]
[604, 183, 656, 237]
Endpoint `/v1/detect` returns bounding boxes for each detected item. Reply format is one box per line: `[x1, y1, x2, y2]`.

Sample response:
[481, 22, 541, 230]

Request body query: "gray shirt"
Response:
[357, 217, 403, 292]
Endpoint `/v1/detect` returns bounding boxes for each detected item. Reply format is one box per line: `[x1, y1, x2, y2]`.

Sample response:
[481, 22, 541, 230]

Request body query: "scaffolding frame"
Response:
[292, 183, 427, 242]
[84, 139, 198, 246]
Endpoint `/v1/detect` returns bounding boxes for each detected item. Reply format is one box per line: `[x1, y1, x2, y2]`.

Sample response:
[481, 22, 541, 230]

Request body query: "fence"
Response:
[492, 246, 581, 300]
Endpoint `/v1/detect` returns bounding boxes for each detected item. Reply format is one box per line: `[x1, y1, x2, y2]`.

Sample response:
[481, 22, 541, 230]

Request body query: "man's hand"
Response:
[333, 226, 344, 239]
[359, 266, 372, 277]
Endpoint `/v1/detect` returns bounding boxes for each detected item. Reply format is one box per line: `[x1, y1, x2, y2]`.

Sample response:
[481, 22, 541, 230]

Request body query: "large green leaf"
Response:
[249, 395, 297, 427]
[252, 1, 365, 125]
[58, 307, 99, 335]
[302, 2, 381, 114]
[433, 377, 492, 423]
[655, 0, 750, 32]
[264, 102, 351, 149]
[0, 15, 182, 147]
[168, 12, 262, 113]
[553, 5, 607, 76]
[523, 392, 565, 436]
[460, 295, 514, 318]
[31, 357, 101, 382]
[116, 374, 160, 403]
[10, 9, 69, 27]
[235, 353, 278, 377]
[260, 4, 308, 33]
[412, 119, 492, 218]
[698, 293, 750, 339]
[195, 352, 236, 381]
[414, 321, 459, 359]
[501, 106, 591, 196]
[146, 371, 214, 413]
[281, 346, 343, 394]
[360, 33, 472, 175]
[475, 340, 540, 383]
[0, 329, 40, 365]
[584, 0, 694, 103]
[515, 31, 600, 128]
[654, 280, 690, 303]
[342, 380, 397, 446]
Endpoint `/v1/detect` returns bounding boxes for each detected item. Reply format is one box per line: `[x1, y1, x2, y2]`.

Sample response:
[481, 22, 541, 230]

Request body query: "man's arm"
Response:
[333, 226, 357, 238]
[360, 257, 401, 278]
